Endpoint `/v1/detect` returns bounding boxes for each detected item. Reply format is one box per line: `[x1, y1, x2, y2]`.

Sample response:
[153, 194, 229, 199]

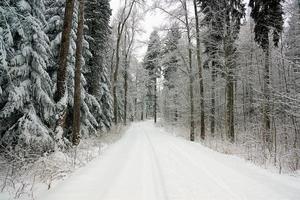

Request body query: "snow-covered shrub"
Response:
[0, 126, 125, 200]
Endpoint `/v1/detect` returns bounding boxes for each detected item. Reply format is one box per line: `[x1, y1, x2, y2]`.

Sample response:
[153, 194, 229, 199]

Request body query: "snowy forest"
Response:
[0, 0, 300, 199]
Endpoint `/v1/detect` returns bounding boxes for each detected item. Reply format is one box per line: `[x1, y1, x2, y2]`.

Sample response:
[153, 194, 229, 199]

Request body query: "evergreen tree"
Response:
[199, 0, 224, 137]
[249, 0, 284, 148]
[285, 0, 300, 153]
[200, 0, 245, 142]
[85, 0, 113, 130]
[162, 24, 181, 122]
[223, 0, 245, 142]
[286, 0, 300, 80]
[0, 15, 12, 138]
[143, 31, 161, 122]
[0, 0, 55, 153]
[45, 0, 100, 146]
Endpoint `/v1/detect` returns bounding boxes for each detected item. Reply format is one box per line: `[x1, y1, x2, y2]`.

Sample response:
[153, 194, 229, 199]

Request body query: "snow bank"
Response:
[0, 124, 126, 200]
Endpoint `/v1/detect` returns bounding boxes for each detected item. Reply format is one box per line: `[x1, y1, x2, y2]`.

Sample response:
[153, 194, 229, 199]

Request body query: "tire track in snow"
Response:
[37, 121, 300, 200]
[168, 136, 289, 200]
[98, 129, 142, 199]
[144, 130, 169, 200]
[152, 127, 289, 200]
[165, 139, 245, 200]
[148, 130, 243, 200]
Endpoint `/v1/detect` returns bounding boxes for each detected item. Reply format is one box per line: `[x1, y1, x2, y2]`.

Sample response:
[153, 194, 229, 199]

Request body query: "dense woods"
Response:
[0, 0, 113, 153]
[0, 0, 300, 194]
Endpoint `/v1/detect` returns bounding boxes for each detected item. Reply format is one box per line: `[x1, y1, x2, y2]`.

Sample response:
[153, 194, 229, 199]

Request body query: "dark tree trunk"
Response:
[193, 0, 205, 140]
[110, 49, 115, 88]
[154, 76, 157, 123]
[183, 0, 194, 141]
[72, 0, 85, 146]
[56, 0, 75, 102]
[134, 98, 137, 120]
[224, 8, 235, 143]
[113, 34, 121, 125]
[174, 93, 178, 121]
[224, 30, 235, 142]
[141, 99, 144, 121]
[124, 60, 128, 125]
[112, 1, 135, 125]
[54, 0, 75, 134]
[263, 44, 271, 148]
[226, 74, 235, 143]
[211, 61, 216, 137]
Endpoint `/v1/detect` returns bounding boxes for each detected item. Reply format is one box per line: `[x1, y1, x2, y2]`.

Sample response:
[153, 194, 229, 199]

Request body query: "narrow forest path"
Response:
[38, 121, 300, 200]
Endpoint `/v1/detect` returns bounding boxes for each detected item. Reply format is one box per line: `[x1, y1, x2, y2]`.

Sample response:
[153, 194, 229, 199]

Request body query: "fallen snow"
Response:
[0, 193, 10, 200]
[37, 121, 300, 200]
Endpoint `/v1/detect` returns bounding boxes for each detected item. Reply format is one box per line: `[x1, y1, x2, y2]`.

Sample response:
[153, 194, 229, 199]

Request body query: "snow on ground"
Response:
[37, 121, 300, 200]
[0, 125, 125, 200]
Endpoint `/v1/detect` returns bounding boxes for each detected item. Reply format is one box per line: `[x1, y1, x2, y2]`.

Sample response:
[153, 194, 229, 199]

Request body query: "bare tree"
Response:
[123, 21, 136, 125]
[112, 0, 138, 125]
[154, 0, 195, 141]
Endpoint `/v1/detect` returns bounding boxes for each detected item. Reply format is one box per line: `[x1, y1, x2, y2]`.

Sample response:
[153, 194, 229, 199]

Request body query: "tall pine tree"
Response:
[162, 24, 181, 122]
[45, 0, 101, 147]
[85, 0, 113, 130]
[143, 31, 161, 122]
[249, 0, 284, 148]
[199, 0, 245, 142]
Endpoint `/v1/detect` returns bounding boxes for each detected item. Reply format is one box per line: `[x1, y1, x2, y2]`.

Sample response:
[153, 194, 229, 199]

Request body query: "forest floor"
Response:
[37, 121, 300, 200]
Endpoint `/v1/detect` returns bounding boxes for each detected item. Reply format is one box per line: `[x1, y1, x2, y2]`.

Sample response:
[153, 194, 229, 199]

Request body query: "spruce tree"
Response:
[162, 24, 181, 122]
[286, 0, 300, 79]
[249, 0, 284, 148]
[0, 0, 55, 153]
[143, 31, 161, 122]
[199, 0, 224, 137]
[85, 0, 113, 130]
[199, 0, 245, 142]
[45, 0, 101, 146]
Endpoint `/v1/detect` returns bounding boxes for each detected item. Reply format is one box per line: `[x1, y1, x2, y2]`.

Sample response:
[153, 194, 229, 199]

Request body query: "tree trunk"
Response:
[113, 34, 121, 125]
[72, 0, 85, 146]
[124, 60, 128, 125]
[56, 0, 75, 102]
[110, 49, 115, 91]
[154, 76, 157, 123]
[134, 98, 137, 120]
[263, 44, 271, 149]
[226, 74, 235, 143]
[224, 9, 235, 143]
[193, 0, 205, 140]
[141, 98, 144, 121]
[112, 1, 136, 125]
[225, 45, 235, 142]
[183, 0, 194, 141]
[54, 0, 75, 136]
[248, 20, 255, 120]
[211, 61, 216, 137]
[174, 93, 178, 121]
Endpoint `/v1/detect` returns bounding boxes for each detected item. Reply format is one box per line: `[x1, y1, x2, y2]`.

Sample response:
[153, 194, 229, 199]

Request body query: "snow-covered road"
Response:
[38, 121, 300, 200]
